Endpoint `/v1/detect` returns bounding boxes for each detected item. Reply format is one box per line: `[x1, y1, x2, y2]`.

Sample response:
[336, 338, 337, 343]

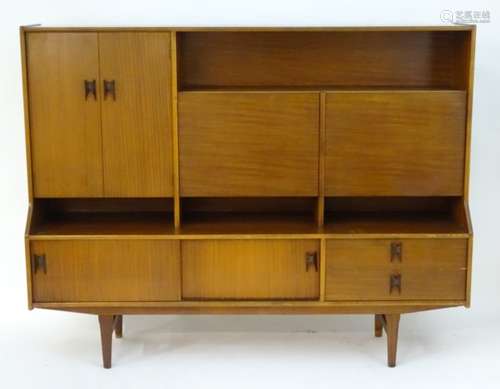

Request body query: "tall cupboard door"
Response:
[27, 33, 103, 197]
[99, 33, 173, 197]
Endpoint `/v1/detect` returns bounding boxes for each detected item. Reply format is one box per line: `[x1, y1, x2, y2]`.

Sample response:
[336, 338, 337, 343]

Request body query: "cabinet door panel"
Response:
[100, 33, 173, 197]
[31, 240, 181, 302]
[182, 239, 320, 300]
[325, 91, 466, 196]
[27, 32, 103, 197]
[179, 92, 319, 196]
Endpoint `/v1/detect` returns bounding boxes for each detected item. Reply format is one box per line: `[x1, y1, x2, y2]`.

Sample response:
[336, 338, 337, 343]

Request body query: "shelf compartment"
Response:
[180, 197, 318, 235]
[29, 198, 174, 236]
[178, 31, 471, 90]
[324, 197, 470, 235]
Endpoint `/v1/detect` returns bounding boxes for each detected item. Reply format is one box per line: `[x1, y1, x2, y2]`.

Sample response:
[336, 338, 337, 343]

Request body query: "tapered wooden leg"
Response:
[114, 315, 123, 338]
[98, 315, 114, 369]
[374, 314, 383, 337]
[384, 314, 401, 368]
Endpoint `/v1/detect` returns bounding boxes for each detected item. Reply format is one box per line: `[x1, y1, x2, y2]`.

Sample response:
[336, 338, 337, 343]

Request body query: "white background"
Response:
[1, 0, 499, 388]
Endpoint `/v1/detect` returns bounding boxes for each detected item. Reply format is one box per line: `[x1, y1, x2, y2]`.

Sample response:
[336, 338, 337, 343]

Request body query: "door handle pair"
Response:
[84, 80, 116, 101]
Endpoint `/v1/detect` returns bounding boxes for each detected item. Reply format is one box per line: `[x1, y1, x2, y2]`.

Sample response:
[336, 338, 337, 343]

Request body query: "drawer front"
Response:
[30, 240, 181, 303]
[325, 91, 466, 196]
[179, 92, 319, 196]
[325, 239, 467, 301]
[182, 239, 320, 300]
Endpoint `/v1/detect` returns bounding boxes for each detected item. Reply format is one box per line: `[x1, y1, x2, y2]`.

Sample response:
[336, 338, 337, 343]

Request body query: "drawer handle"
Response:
[305, 252, 318, 272]
[84, 79, 97, 100]
[390, 242, 402, 263]
[103, 80, 116, 100]
[389, 274, 402, 295]
[32, 254, 47, 274]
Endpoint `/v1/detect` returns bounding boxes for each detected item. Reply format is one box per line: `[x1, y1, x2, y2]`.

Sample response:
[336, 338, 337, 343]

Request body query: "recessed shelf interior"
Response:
[180, 197, 318, 234]
[178, 31, 470, 91]
[30, 198, 174, 235]
[324, 196, 469, 234]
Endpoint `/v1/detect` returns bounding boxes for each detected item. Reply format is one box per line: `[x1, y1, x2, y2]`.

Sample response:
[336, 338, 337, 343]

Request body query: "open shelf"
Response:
[180, 197, 318, 235]
[30, 198, 175, 236]
[178, 31, 471, 91]
[324, 197, 470, 235]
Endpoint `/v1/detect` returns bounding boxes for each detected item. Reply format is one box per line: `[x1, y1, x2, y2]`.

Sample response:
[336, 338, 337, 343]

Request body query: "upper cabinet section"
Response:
[26, 32, 173, 198]
[178, 31, 471, 90]
[27, 33, 103, 197]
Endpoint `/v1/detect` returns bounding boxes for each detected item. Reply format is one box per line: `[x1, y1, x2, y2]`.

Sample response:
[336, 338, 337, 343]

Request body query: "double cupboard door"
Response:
[27, 32, 173, 198]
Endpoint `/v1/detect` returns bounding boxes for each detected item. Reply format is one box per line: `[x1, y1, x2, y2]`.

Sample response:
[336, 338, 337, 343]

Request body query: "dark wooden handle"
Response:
[84, 80, 97, 100]
[389, 274, 402, 295]
[32, 254, 47, 274]
[103, 80, 116, 101]
[390, 242, 402, 262]
[305, 252, 319, 272]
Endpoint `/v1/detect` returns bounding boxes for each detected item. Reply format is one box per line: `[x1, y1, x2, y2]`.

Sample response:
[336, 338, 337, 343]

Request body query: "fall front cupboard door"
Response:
[27, 33, 103, 197]
[99, 32, 173, 197]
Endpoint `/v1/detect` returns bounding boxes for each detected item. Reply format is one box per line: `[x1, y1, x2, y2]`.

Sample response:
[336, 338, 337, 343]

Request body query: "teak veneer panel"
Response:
[182, 239, 320, 300]
[100, 32, 174, 197]
[325, 91, 466, 196]
[325, 239, 467, 301]
[27, 33, 103, 197]
[31, 240, 181, 302]
[179, 92, 319, 196]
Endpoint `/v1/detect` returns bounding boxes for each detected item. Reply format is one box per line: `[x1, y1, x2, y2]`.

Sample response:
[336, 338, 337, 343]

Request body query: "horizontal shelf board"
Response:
[24, 26, 476, 32]
[179, 86, 466, 93]
[30, 212, 175, 236]
[325, 212, 468, 234]
[180, 212, 318, 235]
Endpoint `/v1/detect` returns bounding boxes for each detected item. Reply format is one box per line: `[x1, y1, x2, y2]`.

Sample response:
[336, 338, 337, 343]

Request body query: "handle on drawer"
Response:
[305, 252, 318, 272]
[103, 80, 116, 100]
[84, 79, 97, 100]
[32, 254, 47, 274]
[389, 274, 402, 295]
[390, 242, 402, 262]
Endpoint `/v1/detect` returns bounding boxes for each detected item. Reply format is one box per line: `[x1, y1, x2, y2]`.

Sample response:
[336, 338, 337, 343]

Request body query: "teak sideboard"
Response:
[20, 26, 475, 368]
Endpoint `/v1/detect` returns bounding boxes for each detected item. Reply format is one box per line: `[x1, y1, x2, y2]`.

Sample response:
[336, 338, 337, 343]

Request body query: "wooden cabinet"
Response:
[179, 92, 319, 196]
[22, 27, 475, 368]
[27, 33, 103, 197]
[26, 32, 173, 198]
[325, 239, 467, 301]
[31, 240, 181, 302]
[182, 239, 320, 300]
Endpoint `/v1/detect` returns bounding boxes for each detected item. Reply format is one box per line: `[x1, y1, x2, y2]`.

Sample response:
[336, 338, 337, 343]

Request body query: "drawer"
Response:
[30, 240, 181, 303]
[179, 92, 319, 196]
[182, 239, 320, 300]
[325, 91, 466, 196]
[325, 239, 467, 301]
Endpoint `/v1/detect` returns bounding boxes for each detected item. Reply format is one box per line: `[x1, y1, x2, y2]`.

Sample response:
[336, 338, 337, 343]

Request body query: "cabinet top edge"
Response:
[20, 25, 476, 33]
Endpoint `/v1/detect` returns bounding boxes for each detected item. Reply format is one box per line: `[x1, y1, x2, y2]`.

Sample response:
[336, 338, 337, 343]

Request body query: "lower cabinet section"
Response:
[325, 239, 467, 301]
[30, 240, 181, 302]
[181, 239, 320, 300]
